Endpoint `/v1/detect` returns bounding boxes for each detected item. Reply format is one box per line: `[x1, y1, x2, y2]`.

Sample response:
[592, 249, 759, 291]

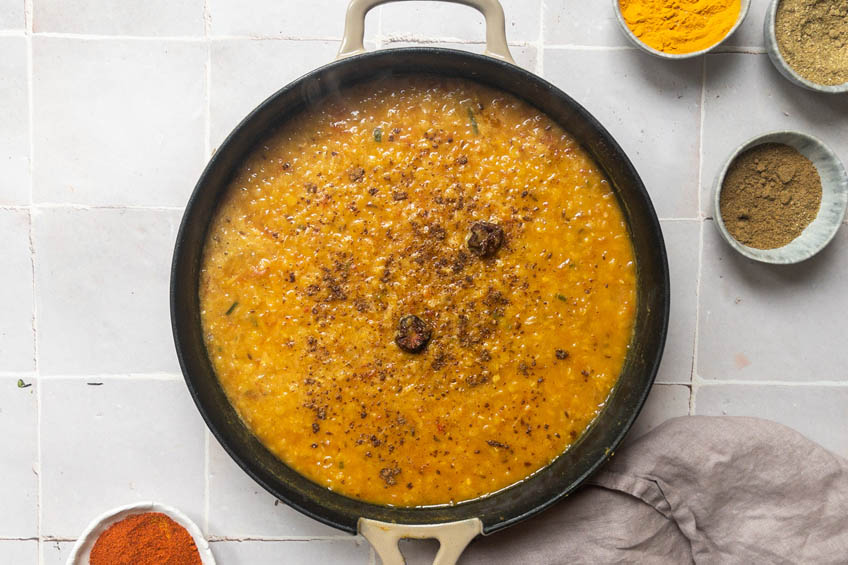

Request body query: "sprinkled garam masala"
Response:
[199, 76, 637, 506]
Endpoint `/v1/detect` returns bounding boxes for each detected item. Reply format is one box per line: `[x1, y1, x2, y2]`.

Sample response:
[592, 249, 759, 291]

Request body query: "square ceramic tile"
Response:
[383, 42, 538, 73]
[210, 539, 370, 564]
[0, 210, 34, 372]
[543, 0, 630, 47]
[40, 377, 205, 538]
[209, 0, 378, 39]
[721, 0, 769, 48]
[381, 0, 540, 43]
[0, 37, 29, 205]
[41, 541, 74, 565]
[626, 384, 691, 442]
[0, 378, 38, 538]
[655, 220, 699, 384]
[544, 48, 702, 219]
[698, 222, 848, 382]
[208, 436, 340, 538]
[0, 541, 37, 565]
[0, 0, 24, 29]
[34, 208, 181, 375]
[209, 40, 340, 149]
[695, 385, 848, 457]
[34, 0, 204, 36]
[701, 53, 848, 214]
[32, 38, 205, 206]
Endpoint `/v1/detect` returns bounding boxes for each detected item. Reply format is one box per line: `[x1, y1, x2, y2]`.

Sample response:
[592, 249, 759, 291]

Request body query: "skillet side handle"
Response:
[359, 517, 482, 565]
[337, 0, 515, 63]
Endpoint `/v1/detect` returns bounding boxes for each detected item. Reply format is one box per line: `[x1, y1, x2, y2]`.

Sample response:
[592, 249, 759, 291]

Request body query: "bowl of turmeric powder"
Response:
[614, 0, 751, 59]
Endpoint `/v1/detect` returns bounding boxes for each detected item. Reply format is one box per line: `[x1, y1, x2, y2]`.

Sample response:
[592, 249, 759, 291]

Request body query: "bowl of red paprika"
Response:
[67, 501, 215, 565]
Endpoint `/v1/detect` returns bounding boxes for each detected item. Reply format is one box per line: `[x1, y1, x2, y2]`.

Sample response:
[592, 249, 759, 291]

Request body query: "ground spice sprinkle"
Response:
[719, 143, 822, 250]
[89, 512, 202, 565]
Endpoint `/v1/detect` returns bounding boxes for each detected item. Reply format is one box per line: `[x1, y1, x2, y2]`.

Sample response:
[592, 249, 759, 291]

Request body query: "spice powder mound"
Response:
[720, 143, 822, 250]
[618, 0, 741, 54]
[89, 512, 202, 565]
[776, 0, 848, 86]
[200, 76, 637, 507]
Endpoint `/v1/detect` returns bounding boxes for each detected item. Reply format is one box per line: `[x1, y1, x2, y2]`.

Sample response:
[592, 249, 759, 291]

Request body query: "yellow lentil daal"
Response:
[200, 76, 637, 506]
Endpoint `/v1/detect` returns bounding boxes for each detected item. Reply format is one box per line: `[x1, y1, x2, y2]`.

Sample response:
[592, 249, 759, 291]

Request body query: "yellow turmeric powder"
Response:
[619, 0, 742, 55]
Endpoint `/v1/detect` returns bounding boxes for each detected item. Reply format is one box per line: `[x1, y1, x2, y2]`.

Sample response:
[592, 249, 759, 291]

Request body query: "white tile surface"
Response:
[0, 0, 24, 30]
[0, 378, 38, 538]
[33, 208, 181, 375]
[655, 220, 699, 384]
[209, 0, 378, 39]
[210, 39, 340, 149]
[210, 539, 370, 564]
[384, 41, 538, 72]
[0, 211, 34, 371]
[41, 541, 74, 565]
[0, 37, 30, 205]
[695, 385, 848, 458]
[32, 38, 206, 206]
[722, 0, 769, 48]
[627, 384, 691, 442]
[0, 541, 37, 564]
[544, 48, 702, 219]
[381, 0, 540, 43]
[34, 0, 204, 36]
[208, 437, 340, 538]
[701, 53, 848, 214]
[544, 0, 630, 47]
[40, 377, 205, 538]
[698, 223, 848, 382]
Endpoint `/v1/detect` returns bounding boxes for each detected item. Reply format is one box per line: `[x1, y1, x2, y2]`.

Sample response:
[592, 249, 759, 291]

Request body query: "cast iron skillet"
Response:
[171, 1, 669, 562]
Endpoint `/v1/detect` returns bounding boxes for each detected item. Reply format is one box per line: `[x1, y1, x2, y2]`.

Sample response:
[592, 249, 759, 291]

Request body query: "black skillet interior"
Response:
[171, 48, 670, 536]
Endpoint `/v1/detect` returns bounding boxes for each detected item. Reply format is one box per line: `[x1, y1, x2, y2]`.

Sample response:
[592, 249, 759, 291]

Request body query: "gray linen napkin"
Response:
[459, 416, 848, 564]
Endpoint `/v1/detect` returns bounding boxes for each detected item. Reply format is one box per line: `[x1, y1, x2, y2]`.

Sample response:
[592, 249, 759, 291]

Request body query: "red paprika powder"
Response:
[89, 512, 202, 565]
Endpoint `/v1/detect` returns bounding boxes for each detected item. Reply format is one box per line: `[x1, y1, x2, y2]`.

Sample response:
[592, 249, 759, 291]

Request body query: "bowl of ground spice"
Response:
[67, 501, 215, 565]
[614, 0, 750, 59]
[766, 0, 848, 93]
[714, 131, 848, 264]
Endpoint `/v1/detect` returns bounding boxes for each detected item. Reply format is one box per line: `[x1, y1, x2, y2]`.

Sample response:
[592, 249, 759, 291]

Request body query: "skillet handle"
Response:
[337, 0, 515, 63]
[359, 517, 482, 565]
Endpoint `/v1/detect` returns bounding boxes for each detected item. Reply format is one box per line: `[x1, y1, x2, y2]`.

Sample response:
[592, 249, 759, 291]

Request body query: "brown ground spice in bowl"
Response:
[89, 512, 202, 565]
[776, 0, 848, 86]
[719, 143, 822, 249]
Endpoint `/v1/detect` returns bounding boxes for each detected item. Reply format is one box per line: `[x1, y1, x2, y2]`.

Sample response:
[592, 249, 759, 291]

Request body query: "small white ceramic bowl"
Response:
[764, 0, 848, 94]
[713, 131, 848, 264]
[66, 501, 216, 565]
[612, 0, 751, 59]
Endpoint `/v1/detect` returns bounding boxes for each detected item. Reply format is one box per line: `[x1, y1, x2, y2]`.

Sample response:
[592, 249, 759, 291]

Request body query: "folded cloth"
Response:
[461, 416, 848, 564]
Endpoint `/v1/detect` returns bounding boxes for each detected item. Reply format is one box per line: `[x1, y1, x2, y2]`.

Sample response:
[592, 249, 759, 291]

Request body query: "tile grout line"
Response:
[690, 57, 707, 415]
[690, 220, 705, 415]
[24, 0, 44, 558]
[375, 5, 383, 49]
[206, 535, 362, 542]
[537, 0, 545, 76]
[698, 56, 706, 220]
[36, 373, 183, 380]
[697, 380, 848, 387]
[0, 204, 186, 211]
